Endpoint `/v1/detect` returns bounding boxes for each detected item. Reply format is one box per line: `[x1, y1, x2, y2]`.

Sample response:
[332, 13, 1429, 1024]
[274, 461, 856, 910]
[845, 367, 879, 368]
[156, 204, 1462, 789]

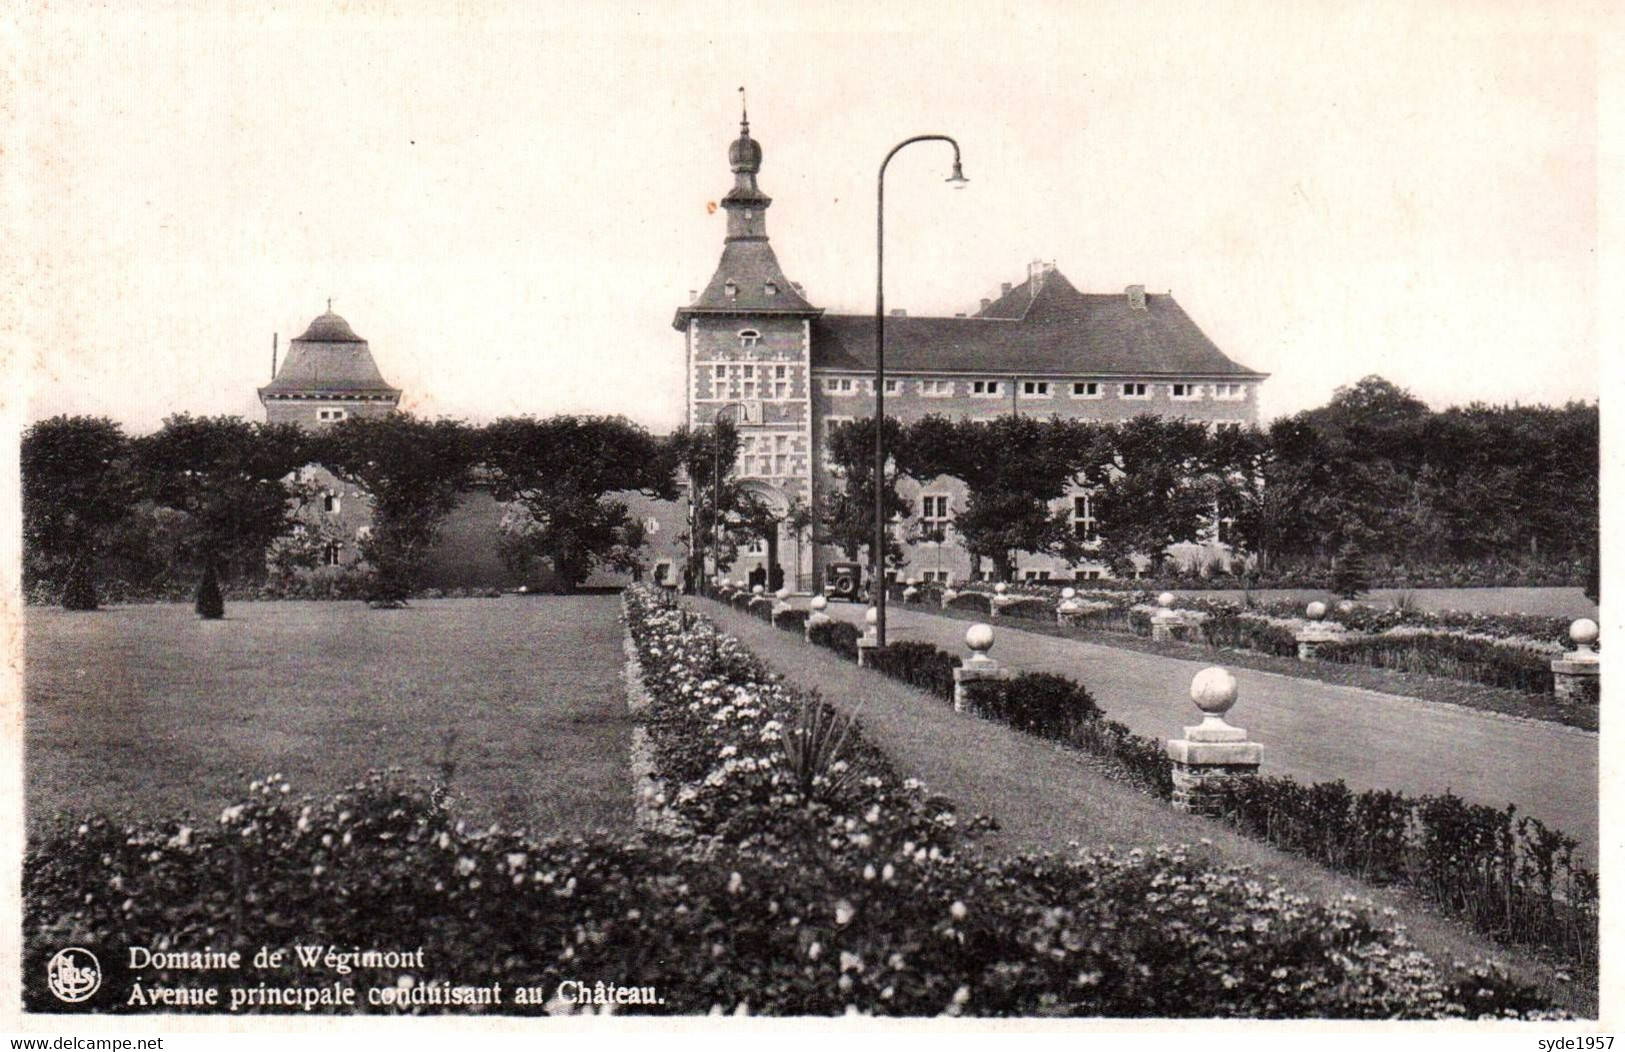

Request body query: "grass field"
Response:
[24, 596, 633, 837]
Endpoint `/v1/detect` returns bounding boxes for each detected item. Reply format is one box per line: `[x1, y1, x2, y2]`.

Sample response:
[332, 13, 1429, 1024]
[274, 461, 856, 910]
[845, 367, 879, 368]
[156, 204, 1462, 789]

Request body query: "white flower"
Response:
[728, 871, 744, 894]
[950, 901, 968, 920]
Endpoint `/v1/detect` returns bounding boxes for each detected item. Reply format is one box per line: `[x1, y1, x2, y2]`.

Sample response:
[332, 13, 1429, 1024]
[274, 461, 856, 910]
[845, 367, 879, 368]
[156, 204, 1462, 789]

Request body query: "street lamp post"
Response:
[709, 401, 748, 593]
[874, 136, 967, 647]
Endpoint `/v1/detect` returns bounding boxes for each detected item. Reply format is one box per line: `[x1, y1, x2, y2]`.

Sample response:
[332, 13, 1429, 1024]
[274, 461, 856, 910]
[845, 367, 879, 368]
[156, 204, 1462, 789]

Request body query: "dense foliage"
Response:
[483, 416, 675, 591]
[21, 416, 140, 610]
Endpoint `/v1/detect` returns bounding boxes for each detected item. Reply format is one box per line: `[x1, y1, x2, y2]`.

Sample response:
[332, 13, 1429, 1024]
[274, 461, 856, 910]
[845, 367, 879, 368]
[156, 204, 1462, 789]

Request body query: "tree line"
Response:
[22, 377, 1597, 613]
[819, 376, 1597, 584]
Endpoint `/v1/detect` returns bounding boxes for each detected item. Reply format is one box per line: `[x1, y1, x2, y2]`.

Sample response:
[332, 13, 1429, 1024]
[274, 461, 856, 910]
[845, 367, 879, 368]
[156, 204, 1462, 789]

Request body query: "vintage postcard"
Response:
[2, 0, 1614, 1041]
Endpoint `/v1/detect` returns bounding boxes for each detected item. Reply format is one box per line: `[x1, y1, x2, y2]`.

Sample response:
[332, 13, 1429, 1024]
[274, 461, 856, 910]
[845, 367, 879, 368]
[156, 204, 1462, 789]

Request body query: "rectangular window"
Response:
[920, 493, 951, 532]
[1121, 383, 1149, 399]
[1071, 381, 1100, 398]
[322, 492, 341, 515]
[884, 378, 903, 395]
[1072, 494, 1097, 541]
[971, 380, 1002, 397]
[1213, 383, 1248, 401]
[922, 570, 951, 584]
[918, 379, 953, 397]
[1170, 383, 1201, 400]
[317, 408, 349, 422]
[1022, 569, 1052, 581]
[1021, 381, 1051, 397]
[824, 377, 856, 395]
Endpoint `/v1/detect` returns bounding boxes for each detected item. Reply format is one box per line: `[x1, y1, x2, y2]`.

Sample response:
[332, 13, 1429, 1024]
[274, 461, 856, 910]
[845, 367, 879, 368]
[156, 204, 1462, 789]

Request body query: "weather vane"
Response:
[739, 85, 747, 125]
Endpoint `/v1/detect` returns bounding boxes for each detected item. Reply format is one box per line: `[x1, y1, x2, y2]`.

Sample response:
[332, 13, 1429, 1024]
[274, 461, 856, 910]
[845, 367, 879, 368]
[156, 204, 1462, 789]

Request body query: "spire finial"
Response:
[738, 85, 748, 131]
[327, 297, 332, 313]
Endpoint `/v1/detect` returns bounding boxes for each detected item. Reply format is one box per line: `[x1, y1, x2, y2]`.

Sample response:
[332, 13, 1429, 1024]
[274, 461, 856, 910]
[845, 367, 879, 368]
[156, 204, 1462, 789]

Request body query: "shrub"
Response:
[1332, 545, 1371, 600]
[1200, 609, 1300, 658]
[61, 560, 98, 611]
[960, 672, 1100, 739]
[996, 597, 1052, 622]
[1210, 778, 1597, 978]
[747, 596, 776, 622]
[807, 619, 862, 660]
[194, 562, 224, 619]
[1314, 633, 1555, 694]
[946, 591, 992, 614]
[864, 641, 960, 702]
[774, 609, 809, 633]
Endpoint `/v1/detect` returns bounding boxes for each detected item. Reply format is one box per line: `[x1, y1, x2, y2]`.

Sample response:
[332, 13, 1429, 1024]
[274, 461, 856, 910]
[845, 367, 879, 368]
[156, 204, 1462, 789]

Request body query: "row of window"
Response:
[916, 493, 1098, 541]
[821, 377, 1248, 401]
[711, 362, 795, 401]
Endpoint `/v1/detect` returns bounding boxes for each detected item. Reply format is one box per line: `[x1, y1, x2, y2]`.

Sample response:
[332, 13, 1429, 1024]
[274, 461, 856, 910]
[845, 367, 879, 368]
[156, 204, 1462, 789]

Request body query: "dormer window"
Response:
[738, 329, 761, 348]
[764, 281, 778, 297]
[724, 280, 738, 298]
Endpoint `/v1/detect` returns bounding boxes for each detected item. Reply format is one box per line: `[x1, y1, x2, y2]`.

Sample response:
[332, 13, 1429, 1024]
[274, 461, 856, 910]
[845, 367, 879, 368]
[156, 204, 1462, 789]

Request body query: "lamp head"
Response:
[946, 160, 969, 188]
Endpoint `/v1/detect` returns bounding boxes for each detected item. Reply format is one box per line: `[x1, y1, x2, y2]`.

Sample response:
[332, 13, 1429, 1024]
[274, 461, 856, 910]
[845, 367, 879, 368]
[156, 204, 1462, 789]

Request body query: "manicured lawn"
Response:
[25, 596, 632, 836]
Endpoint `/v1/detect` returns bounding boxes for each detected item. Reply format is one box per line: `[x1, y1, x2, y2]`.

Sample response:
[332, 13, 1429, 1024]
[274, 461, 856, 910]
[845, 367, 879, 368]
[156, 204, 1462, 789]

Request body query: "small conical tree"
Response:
[1331, 543, 1370, 600]
[61, 558, 99, 611]
[195, 561, 224, 620]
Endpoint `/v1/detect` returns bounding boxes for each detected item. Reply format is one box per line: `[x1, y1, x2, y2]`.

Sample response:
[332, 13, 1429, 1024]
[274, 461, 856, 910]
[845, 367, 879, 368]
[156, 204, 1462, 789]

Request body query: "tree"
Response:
[1083, 416, 1214, 576]
[317, 414, 477, 606]
[483, 416, 677, 592]
[820, 417, 911, 566]
[666, 420, 741, 581]
[904, 415, 1100, 582]
[21, 416, 139, 609]
[134, 415, 311, 614]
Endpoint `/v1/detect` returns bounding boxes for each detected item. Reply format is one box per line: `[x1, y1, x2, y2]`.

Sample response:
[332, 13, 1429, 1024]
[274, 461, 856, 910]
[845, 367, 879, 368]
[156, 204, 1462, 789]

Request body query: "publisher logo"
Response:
[47, 947, 102, 1003]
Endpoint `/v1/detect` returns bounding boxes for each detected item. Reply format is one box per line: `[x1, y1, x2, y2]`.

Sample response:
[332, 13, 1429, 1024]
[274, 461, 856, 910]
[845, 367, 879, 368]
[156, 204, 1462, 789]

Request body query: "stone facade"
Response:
[673, 112, 1268, 591]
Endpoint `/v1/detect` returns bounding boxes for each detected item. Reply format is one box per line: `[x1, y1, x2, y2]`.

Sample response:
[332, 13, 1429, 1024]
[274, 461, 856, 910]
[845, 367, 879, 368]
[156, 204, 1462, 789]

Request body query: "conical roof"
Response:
[294, 310, 366, 343]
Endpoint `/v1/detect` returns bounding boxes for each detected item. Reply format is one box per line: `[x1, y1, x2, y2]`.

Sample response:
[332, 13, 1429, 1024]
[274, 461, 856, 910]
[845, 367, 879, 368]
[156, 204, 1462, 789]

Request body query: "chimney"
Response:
[688, 289, 697, 304]
[980, 297, 992, 312]
[1126, 284, 1147, 311]
[891, 308, 907, 317]
[1000, 282, 1012, 296]
[271, 333, 278, 381]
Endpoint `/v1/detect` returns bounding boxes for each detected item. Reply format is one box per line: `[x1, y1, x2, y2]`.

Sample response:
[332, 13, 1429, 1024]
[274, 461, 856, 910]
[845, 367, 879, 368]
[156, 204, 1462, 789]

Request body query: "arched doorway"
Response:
[736, 480, 790, 592]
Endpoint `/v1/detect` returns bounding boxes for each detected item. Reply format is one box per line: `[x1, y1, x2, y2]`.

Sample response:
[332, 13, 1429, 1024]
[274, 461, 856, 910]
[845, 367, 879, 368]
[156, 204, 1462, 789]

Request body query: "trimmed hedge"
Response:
[1313, 633, 1555, 695]
[945, 591, 992, 614]
[807, 619, 863, 660]
[774, 609, 809, 633]
[863, 641, 960, 702]
[959, 672, 1100, 739]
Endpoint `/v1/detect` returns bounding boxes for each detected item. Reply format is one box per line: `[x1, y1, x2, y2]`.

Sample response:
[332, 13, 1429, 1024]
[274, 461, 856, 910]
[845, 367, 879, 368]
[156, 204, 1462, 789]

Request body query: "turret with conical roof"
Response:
[259, 304, 401, 429]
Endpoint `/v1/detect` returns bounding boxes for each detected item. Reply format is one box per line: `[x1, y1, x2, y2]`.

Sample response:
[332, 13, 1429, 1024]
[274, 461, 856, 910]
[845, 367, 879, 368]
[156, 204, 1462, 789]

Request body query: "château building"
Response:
[670, 109, 1267, 588]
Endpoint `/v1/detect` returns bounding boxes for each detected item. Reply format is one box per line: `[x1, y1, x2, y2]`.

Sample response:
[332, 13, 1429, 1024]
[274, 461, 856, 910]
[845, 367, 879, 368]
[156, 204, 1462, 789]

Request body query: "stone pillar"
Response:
[1150, 592, 1191, 642]
[952, 622, 1007, 712]
[989, 582, 1010, 618]
[903, 578, 920, 604]
[1295, 601, 1342, 660]
[857, 606, 880, 666]
[1552, 618, 1600, 706]
[770, 587, 793, 625]
[804, 594, 831, 641]
[1057, 586, 1082, 627]
[1167, 668, 1262, 815]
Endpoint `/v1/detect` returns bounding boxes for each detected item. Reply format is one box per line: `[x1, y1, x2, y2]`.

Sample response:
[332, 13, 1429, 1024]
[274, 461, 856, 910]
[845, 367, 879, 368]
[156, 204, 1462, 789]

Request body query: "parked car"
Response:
[824, 562, 865, 602]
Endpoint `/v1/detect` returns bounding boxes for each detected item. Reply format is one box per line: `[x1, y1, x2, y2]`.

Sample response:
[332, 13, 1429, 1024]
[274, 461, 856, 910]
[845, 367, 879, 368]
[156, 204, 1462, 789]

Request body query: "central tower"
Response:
[674, 102, 821, 588]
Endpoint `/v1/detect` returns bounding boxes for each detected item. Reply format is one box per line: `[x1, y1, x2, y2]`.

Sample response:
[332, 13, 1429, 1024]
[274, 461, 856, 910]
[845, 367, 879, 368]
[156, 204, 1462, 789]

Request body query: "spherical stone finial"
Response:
[810, 595, 828, 612]
[994, 582, 1009, 595]
[865, 606, 878, 626]
[1571, 618, 1600, 649]
[776, 587, 790, 600]
[1305, 601, 1327, 622]
[1191, 667, 1239, 716]
[1336, 600, 1355, 616]
[1061, 587, 1077, 600]
[752, 584, 764, 595]
[965, 622, 995, 655]
[1157, 592, 1176, 609]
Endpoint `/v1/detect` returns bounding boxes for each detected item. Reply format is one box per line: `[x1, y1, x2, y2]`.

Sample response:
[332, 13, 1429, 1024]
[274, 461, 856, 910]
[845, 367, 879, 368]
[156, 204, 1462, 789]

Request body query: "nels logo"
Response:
[47, 947, 102, 1003]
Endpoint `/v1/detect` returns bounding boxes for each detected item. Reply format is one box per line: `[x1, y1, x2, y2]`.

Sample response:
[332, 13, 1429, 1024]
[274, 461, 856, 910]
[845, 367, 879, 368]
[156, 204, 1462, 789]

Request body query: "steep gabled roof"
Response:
[810, 269, 1266, 378]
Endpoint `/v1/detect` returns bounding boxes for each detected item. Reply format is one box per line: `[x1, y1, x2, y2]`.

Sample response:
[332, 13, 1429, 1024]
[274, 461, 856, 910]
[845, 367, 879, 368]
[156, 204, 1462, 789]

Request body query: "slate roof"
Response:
[672, 239, 820, 326]
[810, 269, 1266, 378]
[260, 311, 401, 397]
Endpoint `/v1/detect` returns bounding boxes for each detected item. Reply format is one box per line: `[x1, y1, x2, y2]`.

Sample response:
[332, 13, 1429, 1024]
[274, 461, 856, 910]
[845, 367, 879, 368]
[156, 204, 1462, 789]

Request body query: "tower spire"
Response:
[739, 85, 748, 131]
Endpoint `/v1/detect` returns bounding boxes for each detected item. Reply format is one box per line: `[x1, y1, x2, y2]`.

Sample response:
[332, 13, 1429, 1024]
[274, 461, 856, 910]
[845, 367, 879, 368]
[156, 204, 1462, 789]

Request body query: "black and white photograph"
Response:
[3, 0, 1613, 1037]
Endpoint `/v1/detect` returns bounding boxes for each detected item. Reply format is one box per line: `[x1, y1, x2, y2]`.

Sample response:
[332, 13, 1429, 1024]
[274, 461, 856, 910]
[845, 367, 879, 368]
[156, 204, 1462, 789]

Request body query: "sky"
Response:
[5, 0, 1612, 435]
